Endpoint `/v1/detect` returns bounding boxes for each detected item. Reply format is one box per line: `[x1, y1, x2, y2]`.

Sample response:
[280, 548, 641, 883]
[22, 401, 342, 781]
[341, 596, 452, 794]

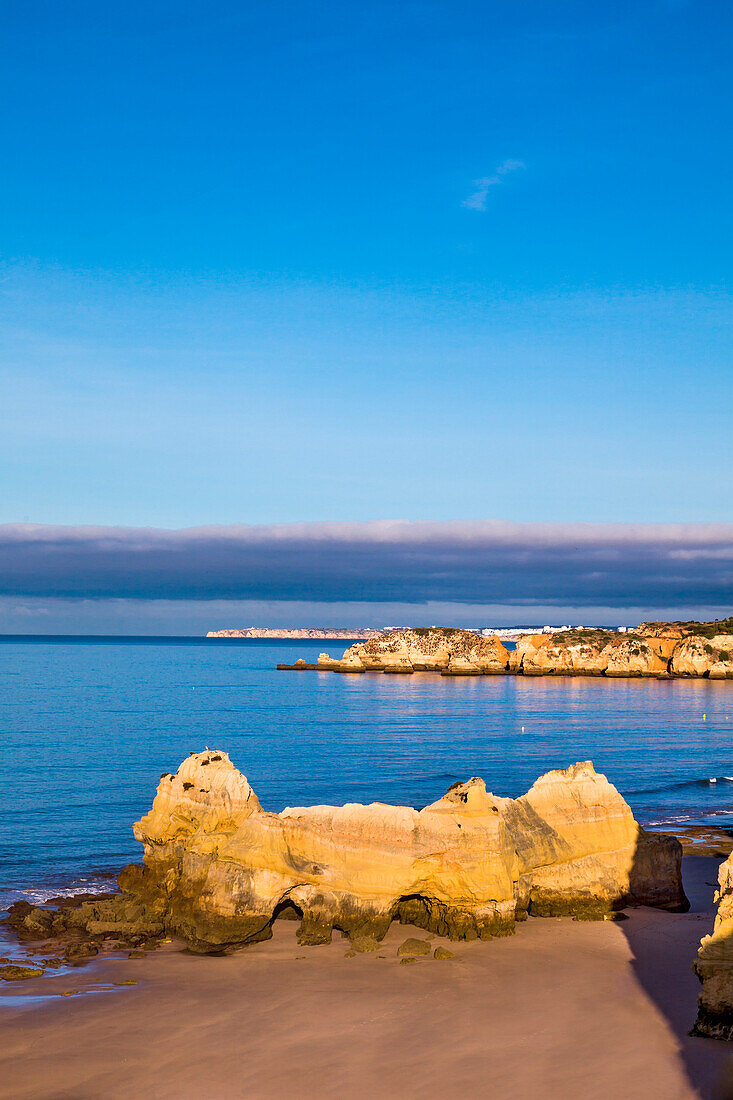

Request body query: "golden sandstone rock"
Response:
[523, 639, 607, 676]
[334, 628, 510, 675]
[507, 634, 546, 673]
[603, 638, 670, 678]
[10, 752, 686, 958]
[288, 621, 733, 680]
[136, 755, 687, 948]
[694, 852, 733, 1039]
[671, 634, 733, 679]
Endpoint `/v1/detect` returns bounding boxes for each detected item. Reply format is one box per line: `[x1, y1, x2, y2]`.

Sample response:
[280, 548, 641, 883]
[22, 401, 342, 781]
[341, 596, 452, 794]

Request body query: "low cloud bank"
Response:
[1, 521, 732, 611]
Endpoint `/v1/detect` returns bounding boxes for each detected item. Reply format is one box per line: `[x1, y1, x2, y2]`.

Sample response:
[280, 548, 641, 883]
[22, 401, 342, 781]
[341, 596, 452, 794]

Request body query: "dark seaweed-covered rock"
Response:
[0, 964, 45, 981]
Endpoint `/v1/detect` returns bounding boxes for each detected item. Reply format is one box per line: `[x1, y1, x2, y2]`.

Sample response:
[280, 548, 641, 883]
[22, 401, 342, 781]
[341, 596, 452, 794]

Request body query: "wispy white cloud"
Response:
[463, 159, 525, 211]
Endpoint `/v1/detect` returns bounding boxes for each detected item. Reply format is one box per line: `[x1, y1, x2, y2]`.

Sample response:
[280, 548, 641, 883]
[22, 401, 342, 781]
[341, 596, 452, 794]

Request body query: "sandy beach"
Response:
[1, 856, 731, 1100]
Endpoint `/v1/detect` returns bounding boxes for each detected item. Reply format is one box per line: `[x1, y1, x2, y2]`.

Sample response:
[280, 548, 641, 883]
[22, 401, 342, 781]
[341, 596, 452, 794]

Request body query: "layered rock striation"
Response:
[8, 752, 687, 958]
[694, 851, 733, 1039]
[281, 621, 733, 680]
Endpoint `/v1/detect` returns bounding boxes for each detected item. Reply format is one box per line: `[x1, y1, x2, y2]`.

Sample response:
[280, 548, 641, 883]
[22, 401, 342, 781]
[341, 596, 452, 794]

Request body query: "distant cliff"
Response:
[206, 627, 382, 640]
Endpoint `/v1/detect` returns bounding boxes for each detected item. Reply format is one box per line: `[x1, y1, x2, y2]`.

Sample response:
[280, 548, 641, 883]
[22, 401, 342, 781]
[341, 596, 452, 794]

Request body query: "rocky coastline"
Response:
[279, 620, 733, 680]
[6, 751, 687, 973]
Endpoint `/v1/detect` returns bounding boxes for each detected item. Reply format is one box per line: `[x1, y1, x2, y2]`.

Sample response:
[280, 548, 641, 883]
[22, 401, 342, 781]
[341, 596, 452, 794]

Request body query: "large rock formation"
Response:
[9, 752, 687, 957]
[670, 635, 733, 680]
[694, 852, 733, 1039]
[507, 634, 549, 673]
[521, 634, 609, 677]
[316, 628, 510, 675]
[515, 629, 729, 678]
[604, 637, 673, 677]
[283, 619, 733, 680]
[504, 631, 672, 678]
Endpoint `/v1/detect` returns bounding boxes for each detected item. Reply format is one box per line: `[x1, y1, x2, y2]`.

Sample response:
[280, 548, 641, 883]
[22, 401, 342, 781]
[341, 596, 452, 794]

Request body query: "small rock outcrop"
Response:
[0, 964, 45, 981]
[8, 752, 687, 958]
[694, 851, 733, 1039]
[397, 937, 431, 957]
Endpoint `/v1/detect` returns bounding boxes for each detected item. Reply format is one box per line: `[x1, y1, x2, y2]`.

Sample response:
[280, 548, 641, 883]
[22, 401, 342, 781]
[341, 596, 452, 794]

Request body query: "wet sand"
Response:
[1, 858, 732, 1100]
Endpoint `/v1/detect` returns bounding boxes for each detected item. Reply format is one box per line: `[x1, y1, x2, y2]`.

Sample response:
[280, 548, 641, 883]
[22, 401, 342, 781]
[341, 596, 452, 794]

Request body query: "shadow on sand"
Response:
[621, 855, 733, 1099]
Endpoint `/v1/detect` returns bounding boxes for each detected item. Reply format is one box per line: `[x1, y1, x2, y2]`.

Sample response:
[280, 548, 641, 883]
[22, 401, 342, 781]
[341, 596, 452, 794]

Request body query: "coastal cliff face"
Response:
[670, 635, 733, 679]
[296, 620, 733, 680]
[8, 752, 687, 957]
[318, 628, 510, 674]
[694, 852, 733, 1039]
[489, 630, 679, 678]
[520, 636, 610, 676]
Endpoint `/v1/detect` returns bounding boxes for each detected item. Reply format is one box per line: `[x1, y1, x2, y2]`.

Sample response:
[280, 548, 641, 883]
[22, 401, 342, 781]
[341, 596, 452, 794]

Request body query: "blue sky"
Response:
[1, 1, 731, 628]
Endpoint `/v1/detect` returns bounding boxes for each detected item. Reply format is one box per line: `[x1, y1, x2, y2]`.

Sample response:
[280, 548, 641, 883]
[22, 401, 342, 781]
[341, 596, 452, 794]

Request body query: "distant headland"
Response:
[206, 627, 383, 640]
[209, 626, 569, 642]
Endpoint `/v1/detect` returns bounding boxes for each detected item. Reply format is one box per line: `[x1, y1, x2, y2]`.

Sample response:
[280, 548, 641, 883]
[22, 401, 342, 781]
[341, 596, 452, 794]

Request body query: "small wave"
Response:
[631, 775, 733, 796]
[0, 870, 121, 913]
[643, 809, 733, 827]
[644, 814, 695, 826]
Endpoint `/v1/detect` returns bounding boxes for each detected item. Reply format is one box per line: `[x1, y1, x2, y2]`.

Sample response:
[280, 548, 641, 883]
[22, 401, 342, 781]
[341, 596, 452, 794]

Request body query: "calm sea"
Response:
[1, 636, 732, 912]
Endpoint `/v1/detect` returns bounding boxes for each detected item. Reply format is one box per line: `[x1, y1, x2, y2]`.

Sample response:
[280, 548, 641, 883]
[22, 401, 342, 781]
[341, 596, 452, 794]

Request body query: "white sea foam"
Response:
[0, 875, 117, 913]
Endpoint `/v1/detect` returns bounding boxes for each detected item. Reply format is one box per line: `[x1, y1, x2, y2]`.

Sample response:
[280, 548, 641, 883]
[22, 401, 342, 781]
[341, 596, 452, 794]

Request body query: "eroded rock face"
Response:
[322, 628, 510, 675]
[507, 634, 548, 673]
[670, 635, 733, 679]
[603, 637, 671, 678]
[8, 752, 687, 957]
[514, 632, 670, 678]
[522, 639, 608, 676]
[694, 852, 733, 1039]
[469, 635, 510, 674]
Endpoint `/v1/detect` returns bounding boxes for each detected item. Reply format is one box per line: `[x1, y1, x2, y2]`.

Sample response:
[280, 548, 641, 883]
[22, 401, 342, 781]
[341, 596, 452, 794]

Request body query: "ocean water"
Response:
[1, 636, 732, 912]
